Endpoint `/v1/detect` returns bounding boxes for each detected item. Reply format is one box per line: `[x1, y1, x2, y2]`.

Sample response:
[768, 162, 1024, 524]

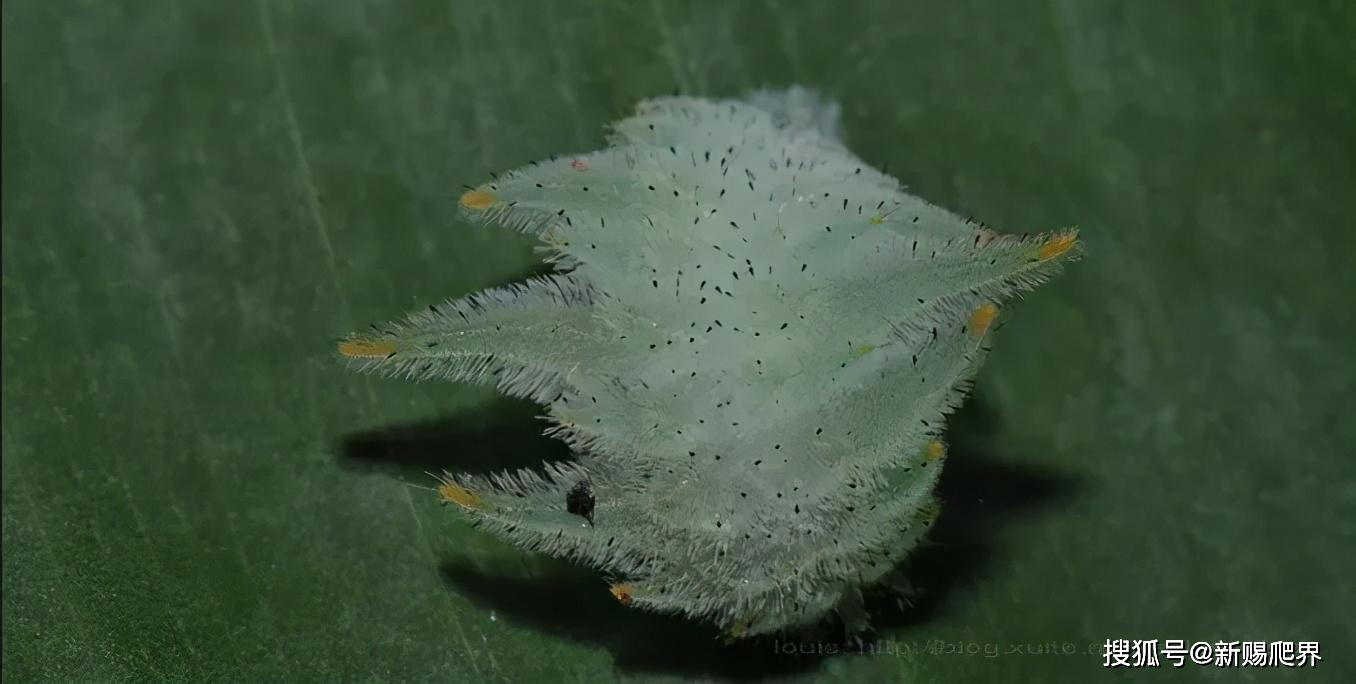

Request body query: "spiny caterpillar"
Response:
[339, 88, 1080, 638]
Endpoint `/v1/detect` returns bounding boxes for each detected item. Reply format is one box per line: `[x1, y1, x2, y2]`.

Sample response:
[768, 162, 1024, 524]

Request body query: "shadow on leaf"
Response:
[337, 392, 1083, 680]
[338, 395, 574, 485]
[439, 559, 826, 680]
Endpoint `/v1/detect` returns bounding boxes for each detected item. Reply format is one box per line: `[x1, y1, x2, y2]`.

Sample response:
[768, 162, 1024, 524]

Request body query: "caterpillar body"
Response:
[341, 88, 1079, 637]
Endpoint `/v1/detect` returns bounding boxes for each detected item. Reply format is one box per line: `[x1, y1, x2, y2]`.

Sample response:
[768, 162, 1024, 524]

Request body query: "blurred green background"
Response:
[4, 1, 1353, 681]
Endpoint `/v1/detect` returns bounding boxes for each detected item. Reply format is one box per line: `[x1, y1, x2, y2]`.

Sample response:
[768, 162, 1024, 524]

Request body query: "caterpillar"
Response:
[339, 87, 1079, 637]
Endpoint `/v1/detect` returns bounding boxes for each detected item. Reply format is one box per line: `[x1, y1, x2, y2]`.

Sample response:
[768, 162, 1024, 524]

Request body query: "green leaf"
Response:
[4, 0, 1353, 681]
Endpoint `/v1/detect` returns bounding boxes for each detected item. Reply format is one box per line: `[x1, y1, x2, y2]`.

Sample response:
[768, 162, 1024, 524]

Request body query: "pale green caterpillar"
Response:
[339, 88, 1079, 638]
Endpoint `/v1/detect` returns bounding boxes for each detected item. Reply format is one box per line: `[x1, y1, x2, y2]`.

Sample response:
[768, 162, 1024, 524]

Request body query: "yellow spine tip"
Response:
[338, 339, 398, 358]
[926, 440, 946, 462]
[609, 583, 635, 606]
[458, 189, 497, 211]
[868, 214, 885, 225]
[855, 343, 877, 357]
[1037, 232, 1078, 261]
[437, 481, 482, 510]
[968, 303, 999, 338]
